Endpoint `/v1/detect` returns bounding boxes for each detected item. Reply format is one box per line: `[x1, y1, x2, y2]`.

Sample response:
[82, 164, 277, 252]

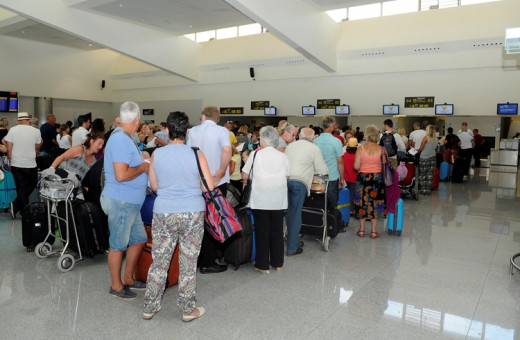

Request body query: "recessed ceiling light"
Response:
[119, 3, 123, 7]
[188, 25, 192, 28]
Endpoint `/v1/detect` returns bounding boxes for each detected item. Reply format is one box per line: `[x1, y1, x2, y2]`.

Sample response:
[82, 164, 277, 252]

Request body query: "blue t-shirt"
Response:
[40, 123, 56, 153]
[102, 128, 148, 205]
[153, 144, 205, 214]
[313, 132, 343, 181]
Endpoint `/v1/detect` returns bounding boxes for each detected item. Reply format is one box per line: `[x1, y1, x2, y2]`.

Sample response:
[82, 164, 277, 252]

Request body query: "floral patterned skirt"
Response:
[354, 172, 386, 220]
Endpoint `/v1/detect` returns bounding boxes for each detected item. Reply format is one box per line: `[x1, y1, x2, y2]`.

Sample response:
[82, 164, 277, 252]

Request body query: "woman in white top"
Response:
[397, 127, 408, 161]
[139, 124, 167, 148]
[416, 125, 438, 195]
[56, 124, 72, 150]
[242, 126, 289, 274]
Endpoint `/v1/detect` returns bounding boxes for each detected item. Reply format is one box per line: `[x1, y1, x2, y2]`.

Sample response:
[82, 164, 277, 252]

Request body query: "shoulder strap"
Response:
[192, 147, 211, 193]
[247, 150, 259, 180]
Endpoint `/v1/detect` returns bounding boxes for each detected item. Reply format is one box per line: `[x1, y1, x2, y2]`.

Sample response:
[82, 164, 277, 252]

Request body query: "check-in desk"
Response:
[490, 140, 519, 172]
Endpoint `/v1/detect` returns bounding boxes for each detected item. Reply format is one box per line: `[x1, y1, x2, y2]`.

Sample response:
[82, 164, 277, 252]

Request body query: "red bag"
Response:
[134, 225, 179, 288]
[432, 168, 440, 190]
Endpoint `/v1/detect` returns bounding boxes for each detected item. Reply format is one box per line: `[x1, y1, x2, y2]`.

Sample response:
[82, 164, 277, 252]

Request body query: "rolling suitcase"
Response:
[387, 198, 404, 236]
[60, 201, 108, 258]
[431, 168, 440, 190]
[337, 187, 350, 226]
[224, 209, 254, 270]
[22, 202, 54, 251]
[439, 162, 450, 181]
[134, 224, 179, 288]
[451, 158, 465, 183]
[0, 170, 16, 210]
[301, 208, 339, 239]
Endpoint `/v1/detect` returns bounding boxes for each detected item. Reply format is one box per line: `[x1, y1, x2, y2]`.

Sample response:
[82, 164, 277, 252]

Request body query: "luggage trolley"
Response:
[34, 175, 83, 272]
[300, 175, 332, 252]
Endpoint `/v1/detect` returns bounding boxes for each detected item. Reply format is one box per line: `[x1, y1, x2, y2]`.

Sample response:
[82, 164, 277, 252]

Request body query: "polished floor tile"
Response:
[1, 167, 520, 339]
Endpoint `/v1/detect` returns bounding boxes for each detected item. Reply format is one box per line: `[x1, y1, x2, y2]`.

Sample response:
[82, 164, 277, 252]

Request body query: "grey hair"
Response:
[299, 127, 315, 141]
[260, 126, 279, 148]
[120, 101, 140, 123]
[284, 124, 297, 134]
[322, 116, 336, 129]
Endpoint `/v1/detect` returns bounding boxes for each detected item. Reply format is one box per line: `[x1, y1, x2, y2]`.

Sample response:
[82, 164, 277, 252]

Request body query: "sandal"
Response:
[370, 232, 380, 239]
[356, 230, 365, 237]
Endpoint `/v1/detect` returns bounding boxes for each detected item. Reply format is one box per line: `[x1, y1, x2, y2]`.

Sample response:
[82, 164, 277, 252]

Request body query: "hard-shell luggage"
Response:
[60, 201, 108, 258]
[134, 224, 179, 288]
[22, 202, 54, 251]
[451, 158, 465, 183]
[224, 209, 254, 270]
[387, 198, 404, 236]
[0, 170, 16, 210]
[431, 168, 440, 190]
[439, 162, 450, 181]
[337, 187, 350, 225]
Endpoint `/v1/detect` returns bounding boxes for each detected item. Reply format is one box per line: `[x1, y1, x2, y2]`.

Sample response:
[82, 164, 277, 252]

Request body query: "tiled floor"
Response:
[1, 168, 519, 339]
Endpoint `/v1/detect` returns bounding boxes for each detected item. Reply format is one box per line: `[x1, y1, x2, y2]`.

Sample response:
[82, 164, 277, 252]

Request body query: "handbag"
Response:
[192, 147, 242, 243]
[380, 147, 395, 187]
[241, 150, 258, 205]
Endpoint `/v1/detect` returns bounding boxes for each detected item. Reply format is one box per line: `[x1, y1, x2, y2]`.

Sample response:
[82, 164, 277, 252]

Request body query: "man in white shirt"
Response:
[3, 112, 42, 219]
[457, 126, 474, 176]
[408, 122, 426, 149]
[186, 105, 231, 274]
[72, 114, 91, 146]
[380, 119, 406, 168]
[285, 128, 328, 256]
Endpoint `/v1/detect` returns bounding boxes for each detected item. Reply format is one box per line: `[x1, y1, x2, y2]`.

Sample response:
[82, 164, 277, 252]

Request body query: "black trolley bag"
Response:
[22, 202, 55, 252]
[301, 193, 340, 239]
[224, 209, 254, 270]
[59, 200, 108, 258]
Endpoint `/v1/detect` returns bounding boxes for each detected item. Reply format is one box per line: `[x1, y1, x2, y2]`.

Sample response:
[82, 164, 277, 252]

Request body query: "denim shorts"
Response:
[100, 195, 148, 251]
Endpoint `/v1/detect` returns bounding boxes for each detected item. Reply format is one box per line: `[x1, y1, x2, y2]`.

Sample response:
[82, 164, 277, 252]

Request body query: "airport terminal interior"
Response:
[1, 0, 520, 339]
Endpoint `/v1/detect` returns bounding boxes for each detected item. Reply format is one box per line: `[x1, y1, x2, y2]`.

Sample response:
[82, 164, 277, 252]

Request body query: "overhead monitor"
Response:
[264, 106, 277, 115]
[497, 103, 518, 115]
[335, 105, 350, 115]
[383, 104, 399, 115]
[435, 104, 454, 115]
[302, 105, 316, 115]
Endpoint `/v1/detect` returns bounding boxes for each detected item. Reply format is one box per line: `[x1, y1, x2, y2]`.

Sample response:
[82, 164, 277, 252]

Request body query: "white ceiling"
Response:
[0, 0, 383, 49]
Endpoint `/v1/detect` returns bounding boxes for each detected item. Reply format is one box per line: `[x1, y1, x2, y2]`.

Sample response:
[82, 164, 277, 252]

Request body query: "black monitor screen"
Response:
[335, 105, 350, 115]
[383, 105, 399, 115]
[497, 103, 518, 115]
[264, 107, 277, 115]
[435, 104, 454, 115]
[302, 106, 315, 115]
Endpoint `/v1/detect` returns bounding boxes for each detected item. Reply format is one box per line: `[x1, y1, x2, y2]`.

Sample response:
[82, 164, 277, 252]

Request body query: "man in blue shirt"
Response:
[39, 114, 57, 154]
[186, 105, 231, 274]
[313, 116, 345, 223]
[101, 101, 150, 299]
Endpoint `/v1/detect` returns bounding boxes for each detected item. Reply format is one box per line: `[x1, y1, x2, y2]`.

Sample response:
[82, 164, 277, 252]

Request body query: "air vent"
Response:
[214, 66, 230, 71]
[285, 58, 306, 64]
[248, 63, 264, 67]
[413, 47, 441, 52]
[360, 51, 385, 56]
[473, 42, 503, 48]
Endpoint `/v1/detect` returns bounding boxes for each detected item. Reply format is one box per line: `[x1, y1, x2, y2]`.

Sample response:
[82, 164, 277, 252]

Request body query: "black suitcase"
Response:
[451, 158, 465, 183]
[59, 201, 108, 258]
[301, 208, 339, 239]
[224, 209, 254, 270]
[22, 202, 54, 252]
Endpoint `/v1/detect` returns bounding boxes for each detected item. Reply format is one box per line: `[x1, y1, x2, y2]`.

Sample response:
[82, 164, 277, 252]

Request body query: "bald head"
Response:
[299, 127, 315, 141]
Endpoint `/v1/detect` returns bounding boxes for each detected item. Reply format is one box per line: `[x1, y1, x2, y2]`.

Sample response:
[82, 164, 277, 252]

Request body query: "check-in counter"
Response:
[490, 149, 519, 172]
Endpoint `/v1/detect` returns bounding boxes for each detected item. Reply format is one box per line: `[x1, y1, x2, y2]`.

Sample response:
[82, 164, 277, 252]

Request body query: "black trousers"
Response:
[11, 166, 38, 215]
[458, 148, 473, 175]
[251, 209, 285, 270]
[197, 183, 228, 267]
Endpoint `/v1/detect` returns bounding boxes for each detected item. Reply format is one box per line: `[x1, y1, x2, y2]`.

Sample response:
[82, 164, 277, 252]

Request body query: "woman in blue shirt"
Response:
[143, 111, 213, 322]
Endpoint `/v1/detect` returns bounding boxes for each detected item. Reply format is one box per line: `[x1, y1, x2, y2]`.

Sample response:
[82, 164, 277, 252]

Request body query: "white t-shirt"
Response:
[457, 131, 473, 150]
[409, 129, 426, 149]
[4, 124, 42, 168]
[72, 126, 89, 146]
[57, 134, 72, 149]
[242, 147, 289, 210]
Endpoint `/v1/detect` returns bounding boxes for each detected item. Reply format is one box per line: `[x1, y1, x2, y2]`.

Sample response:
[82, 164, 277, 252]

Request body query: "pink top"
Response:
[359, 145, 382, 173]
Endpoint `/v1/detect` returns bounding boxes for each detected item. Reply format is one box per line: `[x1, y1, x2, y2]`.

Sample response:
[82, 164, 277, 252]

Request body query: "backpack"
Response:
[380, 131, 398, 157]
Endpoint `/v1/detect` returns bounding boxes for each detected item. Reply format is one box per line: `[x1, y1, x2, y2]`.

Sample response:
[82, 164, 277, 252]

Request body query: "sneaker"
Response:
[9, 202, 15, 219]
[143, 305, 161, 320]
[124, 280, 146, 290]
[109, 286, 137, 299]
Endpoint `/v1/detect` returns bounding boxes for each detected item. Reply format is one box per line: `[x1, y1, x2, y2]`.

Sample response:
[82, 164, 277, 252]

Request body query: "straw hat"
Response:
[347, 137, 358, 148]
[17, 112, 30, 120]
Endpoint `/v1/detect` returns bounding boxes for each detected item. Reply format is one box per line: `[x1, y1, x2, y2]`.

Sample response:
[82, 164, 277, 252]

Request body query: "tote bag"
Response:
[380, 148, 395, 187]
[192, 147, 242, 243]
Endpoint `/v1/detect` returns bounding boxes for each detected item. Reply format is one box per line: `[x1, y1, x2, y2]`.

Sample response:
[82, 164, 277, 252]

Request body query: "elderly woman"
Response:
[416, 125, 438, 195]
[277, 124, 298, 152]
[353, 125, 386, 239]
[242, 126, 289, 274]
[143, 111, 213, 321]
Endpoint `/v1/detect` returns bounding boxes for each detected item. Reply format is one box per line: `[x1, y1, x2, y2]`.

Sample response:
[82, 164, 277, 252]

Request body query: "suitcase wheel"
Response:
[57, 254, 75, 272]
[396, 230, 402, 236]
[387, 229, 393, 235]
[35, 242, 53, 259]
[323, 236, 330, 252]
